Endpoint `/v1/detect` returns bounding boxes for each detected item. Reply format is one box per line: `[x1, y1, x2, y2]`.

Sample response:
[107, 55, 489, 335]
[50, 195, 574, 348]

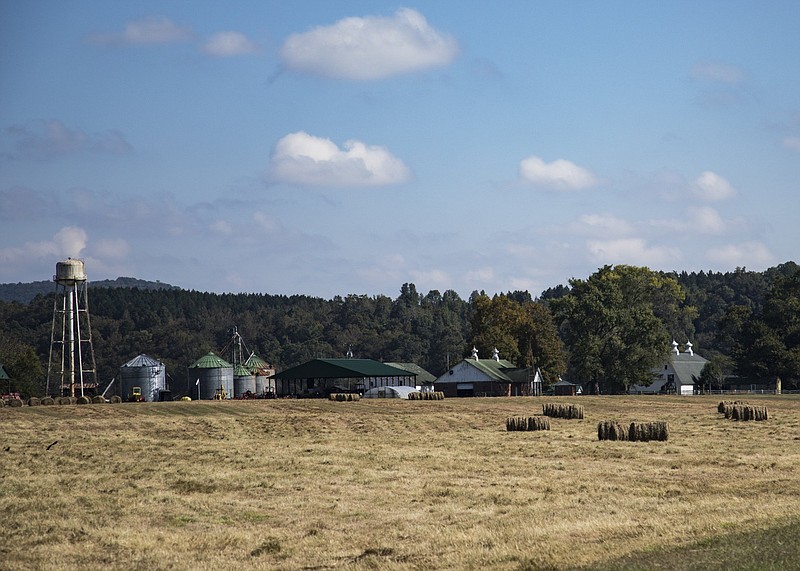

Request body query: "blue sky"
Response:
[2, 1, 799, 298]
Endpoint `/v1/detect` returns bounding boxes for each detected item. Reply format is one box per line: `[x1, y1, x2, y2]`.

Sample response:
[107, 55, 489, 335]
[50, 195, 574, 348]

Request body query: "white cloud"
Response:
[203, 31, 259, 57]
[654, 206, 729, 235]
[88, 16, 193, 46]
[783, 136, 800, 152]
[692, 60, 744, 84]
[570, 213, 634, 237]
[706, 241, 774, 268]
[5, 120, 133, 160]
[519, 156, 598, 190]
[280, 8, 458, 80]
[0, 226, 87, 264]
[268, 131, 412, 187]
[53, 227, 88, 257]
[693, 171, 736, 202]
[686, 206, 726, 234]
[587, 238, 681, 266]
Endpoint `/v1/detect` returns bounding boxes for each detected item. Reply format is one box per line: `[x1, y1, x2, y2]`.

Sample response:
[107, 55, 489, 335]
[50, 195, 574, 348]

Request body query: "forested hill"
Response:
[0, 277, 180, 304]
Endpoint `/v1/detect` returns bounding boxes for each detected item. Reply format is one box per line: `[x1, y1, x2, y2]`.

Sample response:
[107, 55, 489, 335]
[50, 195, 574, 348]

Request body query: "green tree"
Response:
[516, 301, 567, 386]
[0, 333, 45, 398]
[552, 265, 679, 394]
[469, 293, 566, 385]
[696, 360, 725, 392]
[731, 269, 800, 388]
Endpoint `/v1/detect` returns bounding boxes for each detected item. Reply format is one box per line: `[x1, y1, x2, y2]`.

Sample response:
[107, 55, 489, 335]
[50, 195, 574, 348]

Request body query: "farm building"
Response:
[271, 358, 417, 397]
[629, 340, 708, 395]
[380, 362, 436, 391]
[553, 378, 582, 396]
[363, 385, 420, 399]
[434, 348, 542, 397]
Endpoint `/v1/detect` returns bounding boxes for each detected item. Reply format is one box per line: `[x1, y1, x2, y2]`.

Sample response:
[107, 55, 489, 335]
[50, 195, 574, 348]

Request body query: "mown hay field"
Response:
[2, 395, 800, 570]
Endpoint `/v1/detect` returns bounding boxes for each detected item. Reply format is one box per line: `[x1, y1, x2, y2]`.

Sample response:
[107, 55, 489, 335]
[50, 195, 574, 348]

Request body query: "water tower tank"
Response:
[55, 258, 87, 285]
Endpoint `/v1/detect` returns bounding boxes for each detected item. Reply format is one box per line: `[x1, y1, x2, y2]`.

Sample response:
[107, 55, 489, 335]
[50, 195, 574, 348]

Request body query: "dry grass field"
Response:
[2, 395, 800, 570]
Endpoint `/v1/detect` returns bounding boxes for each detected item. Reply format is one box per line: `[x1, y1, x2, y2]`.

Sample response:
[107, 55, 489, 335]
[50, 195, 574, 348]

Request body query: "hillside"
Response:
[0, 277, 181, 304]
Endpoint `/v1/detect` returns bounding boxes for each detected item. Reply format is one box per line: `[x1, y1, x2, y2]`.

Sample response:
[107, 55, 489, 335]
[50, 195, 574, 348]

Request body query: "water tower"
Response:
[46, 258, 98, 397]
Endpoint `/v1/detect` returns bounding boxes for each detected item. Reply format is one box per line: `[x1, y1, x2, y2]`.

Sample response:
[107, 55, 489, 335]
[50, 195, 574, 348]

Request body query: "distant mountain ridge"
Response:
[0, 277, 181, 304]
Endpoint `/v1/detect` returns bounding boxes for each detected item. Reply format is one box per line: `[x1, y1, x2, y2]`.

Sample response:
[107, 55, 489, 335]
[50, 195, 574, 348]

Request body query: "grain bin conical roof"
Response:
[234, 364, 252, 376]
[189, 352, 232, 369]
[122, 354, 162, 368]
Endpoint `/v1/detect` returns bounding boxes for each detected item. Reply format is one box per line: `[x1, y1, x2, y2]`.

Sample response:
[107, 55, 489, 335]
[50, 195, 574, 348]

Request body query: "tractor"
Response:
[128, 386, 145, 402]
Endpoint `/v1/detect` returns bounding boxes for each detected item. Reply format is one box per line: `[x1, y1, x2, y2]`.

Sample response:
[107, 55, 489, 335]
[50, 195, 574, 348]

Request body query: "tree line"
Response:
[1, 262, 798, 398]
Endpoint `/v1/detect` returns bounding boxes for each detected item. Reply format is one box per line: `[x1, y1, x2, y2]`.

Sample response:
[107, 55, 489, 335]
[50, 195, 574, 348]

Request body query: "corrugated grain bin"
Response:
[233, 364, 256, 398]
[245, 353, 275, 396]
[120, 354, 166, 402]
[188, 352, 233, 400]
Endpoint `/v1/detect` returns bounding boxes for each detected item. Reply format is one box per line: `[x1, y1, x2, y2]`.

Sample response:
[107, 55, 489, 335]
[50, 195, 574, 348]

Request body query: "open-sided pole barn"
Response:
[271, 359, 417, 397]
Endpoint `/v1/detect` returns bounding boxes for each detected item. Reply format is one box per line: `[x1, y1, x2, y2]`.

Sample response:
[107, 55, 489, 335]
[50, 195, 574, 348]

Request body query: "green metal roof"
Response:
[272, 359, 416, 380]
[385, 362, 436, 384]
[234, 364, 253, 376]
[244, 353, 272, 374]
[468, 358, 520, 382]
[189, 351, 233, 369]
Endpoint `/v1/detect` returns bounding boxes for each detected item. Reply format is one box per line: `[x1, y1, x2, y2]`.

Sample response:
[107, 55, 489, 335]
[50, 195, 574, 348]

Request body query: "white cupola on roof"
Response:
[672, 339, 680, 355]
[492, 347, 500, 361]
[471, 346, 479, 360]
[684, 340, 694, 356]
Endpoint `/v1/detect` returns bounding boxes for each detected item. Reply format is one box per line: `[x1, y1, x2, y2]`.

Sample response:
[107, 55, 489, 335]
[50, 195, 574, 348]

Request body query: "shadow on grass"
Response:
[583, 518, 800, 571]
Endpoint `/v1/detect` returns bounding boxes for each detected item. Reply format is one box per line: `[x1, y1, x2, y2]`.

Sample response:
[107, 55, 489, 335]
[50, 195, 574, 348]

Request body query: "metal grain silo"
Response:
[245, 352, 276, 396]
[188, 352, 233, 400]
[233, 364, 256, 398]
[120, 354, 166, 402]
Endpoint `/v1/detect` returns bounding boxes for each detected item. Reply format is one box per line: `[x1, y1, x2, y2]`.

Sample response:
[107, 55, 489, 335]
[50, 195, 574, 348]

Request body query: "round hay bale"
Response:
[179, 396, 191, 402]
[76, 396, 91, 405]
[58, 396, 72, 405]
[40, 397, 55, 406]
[0, 399, 5, 408]
[8, 398, 23, 408]
[109, 395, 123, 404]
[91, 395, 106, 404]
[27, 397, 41, 407]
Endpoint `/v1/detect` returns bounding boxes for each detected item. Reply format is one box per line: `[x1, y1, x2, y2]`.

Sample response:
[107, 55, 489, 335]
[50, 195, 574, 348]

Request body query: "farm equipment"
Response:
[213, 384, 227, 400]
[128, 386, 144, 402]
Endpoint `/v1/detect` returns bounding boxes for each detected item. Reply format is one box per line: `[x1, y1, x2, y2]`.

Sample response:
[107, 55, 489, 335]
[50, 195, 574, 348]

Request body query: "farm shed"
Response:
[434, 347, 542, 397]
[363, 385, 419, 399]
[553, 378, 582, 396]
[271, 359, 416, 397]
[630, 340, 707, 395]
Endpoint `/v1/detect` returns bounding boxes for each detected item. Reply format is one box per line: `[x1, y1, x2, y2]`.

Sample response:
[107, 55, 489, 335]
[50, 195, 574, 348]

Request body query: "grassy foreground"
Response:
[1, 395, 799, 570]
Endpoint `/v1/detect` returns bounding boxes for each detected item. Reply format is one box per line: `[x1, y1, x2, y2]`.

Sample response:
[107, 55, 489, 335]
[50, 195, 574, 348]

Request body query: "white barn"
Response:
[630, 340, 708, 395]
